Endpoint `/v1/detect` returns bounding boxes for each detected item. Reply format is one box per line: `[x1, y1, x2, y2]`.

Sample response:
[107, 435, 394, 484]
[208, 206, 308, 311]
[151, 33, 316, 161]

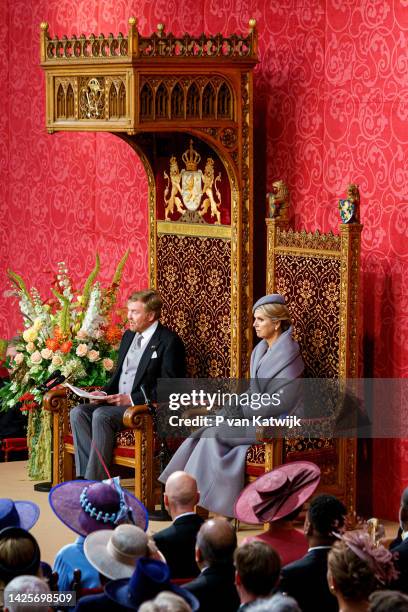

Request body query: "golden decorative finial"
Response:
[128, 16, 136, 26]
[40, 22, 49, 31]
[157, 23, 165, 36]
[182, 140, 201, 171]
[248, 18, 256, 30]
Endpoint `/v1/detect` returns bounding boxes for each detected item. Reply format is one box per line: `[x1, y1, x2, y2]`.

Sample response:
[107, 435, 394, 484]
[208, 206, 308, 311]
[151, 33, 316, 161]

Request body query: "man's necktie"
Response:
[126, 333, 143, 367]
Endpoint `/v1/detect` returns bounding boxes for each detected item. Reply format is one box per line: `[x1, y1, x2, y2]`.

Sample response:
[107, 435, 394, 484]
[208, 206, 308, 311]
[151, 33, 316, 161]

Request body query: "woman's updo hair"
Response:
[254, 303, 292, 333]
[328, 540, 379, 601]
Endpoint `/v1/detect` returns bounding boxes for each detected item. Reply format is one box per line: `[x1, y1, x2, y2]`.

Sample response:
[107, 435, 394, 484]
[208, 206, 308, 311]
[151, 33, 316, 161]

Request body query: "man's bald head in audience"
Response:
[164, 471, 200, 518]
[196, 518, 237, 568]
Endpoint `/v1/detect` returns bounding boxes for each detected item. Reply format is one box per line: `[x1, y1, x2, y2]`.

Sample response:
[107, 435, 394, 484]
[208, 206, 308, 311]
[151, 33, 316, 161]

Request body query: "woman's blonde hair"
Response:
[253, 303, 292, 332]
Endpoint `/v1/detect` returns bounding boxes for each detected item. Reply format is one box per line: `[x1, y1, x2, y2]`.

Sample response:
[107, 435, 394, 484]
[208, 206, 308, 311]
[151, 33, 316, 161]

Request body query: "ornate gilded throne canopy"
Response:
[40, 18, 259, 377]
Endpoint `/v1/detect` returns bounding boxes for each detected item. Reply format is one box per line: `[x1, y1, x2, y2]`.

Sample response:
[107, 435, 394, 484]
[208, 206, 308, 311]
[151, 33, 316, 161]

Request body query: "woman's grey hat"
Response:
[84, 524, 149, 580]
[253, 294, 285, 313]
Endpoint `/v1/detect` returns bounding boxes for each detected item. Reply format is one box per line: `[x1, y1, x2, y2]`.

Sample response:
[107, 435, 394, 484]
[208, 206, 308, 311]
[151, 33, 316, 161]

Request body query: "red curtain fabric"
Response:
[0, 1, 407, 518]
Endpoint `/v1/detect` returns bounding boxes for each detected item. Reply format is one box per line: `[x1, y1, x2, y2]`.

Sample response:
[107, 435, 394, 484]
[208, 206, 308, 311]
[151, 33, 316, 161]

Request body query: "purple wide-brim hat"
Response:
[49, 480, 148, 537]
[235, 461, 321, 525]
[0, 499, 40, 531]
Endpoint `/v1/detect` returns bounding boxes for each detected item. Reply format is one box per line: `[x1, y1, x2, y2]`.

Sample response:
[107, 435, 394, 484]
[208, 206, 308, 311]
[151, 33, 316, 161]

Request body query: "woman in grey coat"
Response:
[159, 294, 304, 517]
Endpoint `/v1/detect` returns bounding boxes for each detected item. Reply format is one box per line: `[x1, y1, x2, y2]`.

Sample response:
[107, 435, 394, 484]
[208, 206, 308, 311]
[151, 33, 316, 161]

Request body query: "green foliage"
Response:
[82, 254, 100, 310]
[7, 269, 33, 304]
[111, 249, 129, 287]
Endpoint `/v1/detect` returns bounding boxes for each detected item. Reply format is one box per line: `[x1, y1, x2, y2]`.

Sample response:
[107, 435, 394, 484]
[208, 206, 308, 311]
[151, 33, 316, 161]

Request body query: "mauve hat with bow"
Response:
[234, 461, 321, 525]
[0, 499, 40, 531]
[49, 477, 148, 537]
[252, 294, 286, 313]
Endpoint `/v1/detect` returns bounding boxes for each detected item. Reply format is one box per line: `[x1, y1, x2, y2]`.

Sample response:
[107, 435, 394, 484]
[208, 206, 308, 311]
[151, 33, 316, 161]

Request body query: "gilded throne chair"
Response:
[45, 185, 362, 514]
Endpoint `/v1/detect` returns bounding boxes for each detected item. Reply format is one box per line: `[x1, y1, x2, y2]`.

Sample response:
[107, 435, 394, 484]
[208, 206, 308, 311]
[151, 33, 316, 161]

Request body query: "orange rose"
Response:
[46, 338, 60, 352]
[60, 341, 73, 354]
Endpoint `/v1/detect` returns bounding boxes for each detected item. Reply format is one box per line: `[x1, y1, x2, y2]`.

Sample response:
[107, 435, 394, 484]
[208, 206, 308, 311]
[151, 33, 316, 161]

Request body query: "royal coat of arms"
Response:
[164, 140, 222, 224]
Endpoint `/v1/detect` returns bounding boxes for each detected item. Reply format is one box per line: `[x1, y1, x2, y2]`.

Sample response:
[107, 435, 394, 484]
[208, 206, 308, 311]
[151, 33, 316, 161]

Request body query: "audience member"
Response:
[49, 477, 147, 592]
[84, 524, 156, 580]
[153, 471, 203, 579]
[0, 499, 39, 531]
[75, 524, 165, 611]
[248, 593, 301, 612]
[279, 494, 347, 612]
[102, 558, 198, 611]
[369, 590, 408, 611]
[0, 500, 52, 587]
[389, 486, 408, 594]
[234, 541, 281, 609]
[3, 575, 51, 612]
[184, 517, 240, 612]
[0, 527, 42, 608]
[139, 591, 192, 612]
[327, 531, 399, 612]
[236, 462, 320, 566]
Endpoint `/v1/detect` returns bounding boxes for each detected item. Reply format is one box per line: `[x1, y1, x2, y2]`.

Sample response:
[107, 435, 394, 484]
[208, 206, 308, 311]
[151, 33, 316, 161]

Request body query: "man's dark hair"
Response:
[196, 519, 237, 565]
[308, 494, 346, 536]
[234, 541, 281, 597]
[369, 590, 408, 612]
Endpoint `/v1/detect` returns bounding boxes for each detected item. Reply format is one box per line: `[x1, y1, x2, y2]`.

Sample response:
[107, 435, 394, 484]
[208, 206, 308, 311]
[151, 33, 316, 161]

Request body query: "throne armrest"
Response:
[123, 404, 152, 429]
[43, 387, 69, 413]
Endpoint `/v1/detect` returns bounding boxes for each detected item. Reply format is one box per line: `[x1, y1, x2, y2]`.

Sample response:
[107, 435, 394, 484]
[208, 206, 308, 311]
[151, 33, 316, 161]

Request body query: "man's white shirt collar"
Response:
[174, 512, 197, 521]
[138, 321, 158, 348]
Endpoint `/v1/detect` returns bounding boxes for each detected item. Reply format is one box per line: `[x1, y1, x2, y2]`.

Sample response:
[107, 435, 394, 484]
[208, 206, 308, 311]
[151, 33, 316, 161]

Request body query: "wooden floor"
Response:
[0, 461, 399, 567]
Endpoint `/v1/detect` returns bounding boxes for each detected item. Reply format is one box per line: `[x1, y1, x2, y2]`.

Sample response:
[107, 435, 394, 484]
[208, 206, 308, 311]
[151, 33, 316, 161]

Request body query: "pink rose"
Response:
[14, 353, 24, 365]
[76, 343, 88, 357]
[102, 358, 114, 371]
[52, 354, 63, 367]
[41, 348, 53, 360]
[88, 350, 100, 362]
[30, 351, 42, 365]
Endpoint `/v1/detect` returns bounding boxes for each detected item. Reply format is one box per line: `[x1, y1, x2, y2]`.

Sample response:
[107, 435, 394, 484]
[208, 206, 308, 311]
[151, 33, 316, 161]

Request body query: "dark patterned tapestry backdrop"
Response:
[275, 253, 341, 379]
[157, 234, 231, 378]
[0, 1, 407, 517]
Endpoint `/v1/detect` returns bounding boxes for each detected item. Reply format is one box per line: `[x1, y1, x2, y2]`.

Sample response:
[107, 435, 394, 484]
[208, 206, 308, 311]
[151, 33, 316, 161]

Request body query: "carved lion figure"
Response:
[268, 180, 289, 219]
[164, 156, 185, 220]
[199, 158, 222, 224]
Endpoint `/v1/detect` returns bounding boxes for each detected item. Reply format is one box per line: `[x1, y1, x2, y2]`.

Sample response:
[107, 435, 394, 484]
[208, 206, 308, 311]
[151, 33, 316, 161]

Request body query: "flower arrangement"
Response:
[0, 252, 129, 480]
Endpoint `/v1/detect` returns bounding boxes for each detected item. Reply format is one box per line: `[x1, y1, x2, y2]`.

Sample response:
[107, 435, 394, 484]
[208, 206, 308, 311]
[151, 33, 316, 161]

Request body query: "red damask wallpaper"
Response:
[0, 1, 407, 518]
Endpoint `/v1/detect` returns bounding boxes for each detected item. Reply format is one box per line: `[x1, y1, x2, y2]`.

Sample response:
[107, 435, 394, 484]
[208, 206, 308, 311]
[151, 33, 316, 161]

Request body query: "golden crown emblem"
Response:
[182, 140, 201, 171]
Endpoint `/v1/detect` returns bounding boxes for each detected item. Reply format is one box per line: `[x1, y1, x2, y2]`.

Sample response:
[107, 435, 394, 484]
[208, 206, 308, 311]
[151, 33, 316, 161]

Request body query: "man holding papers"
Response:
[70, 289, 186, 480]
